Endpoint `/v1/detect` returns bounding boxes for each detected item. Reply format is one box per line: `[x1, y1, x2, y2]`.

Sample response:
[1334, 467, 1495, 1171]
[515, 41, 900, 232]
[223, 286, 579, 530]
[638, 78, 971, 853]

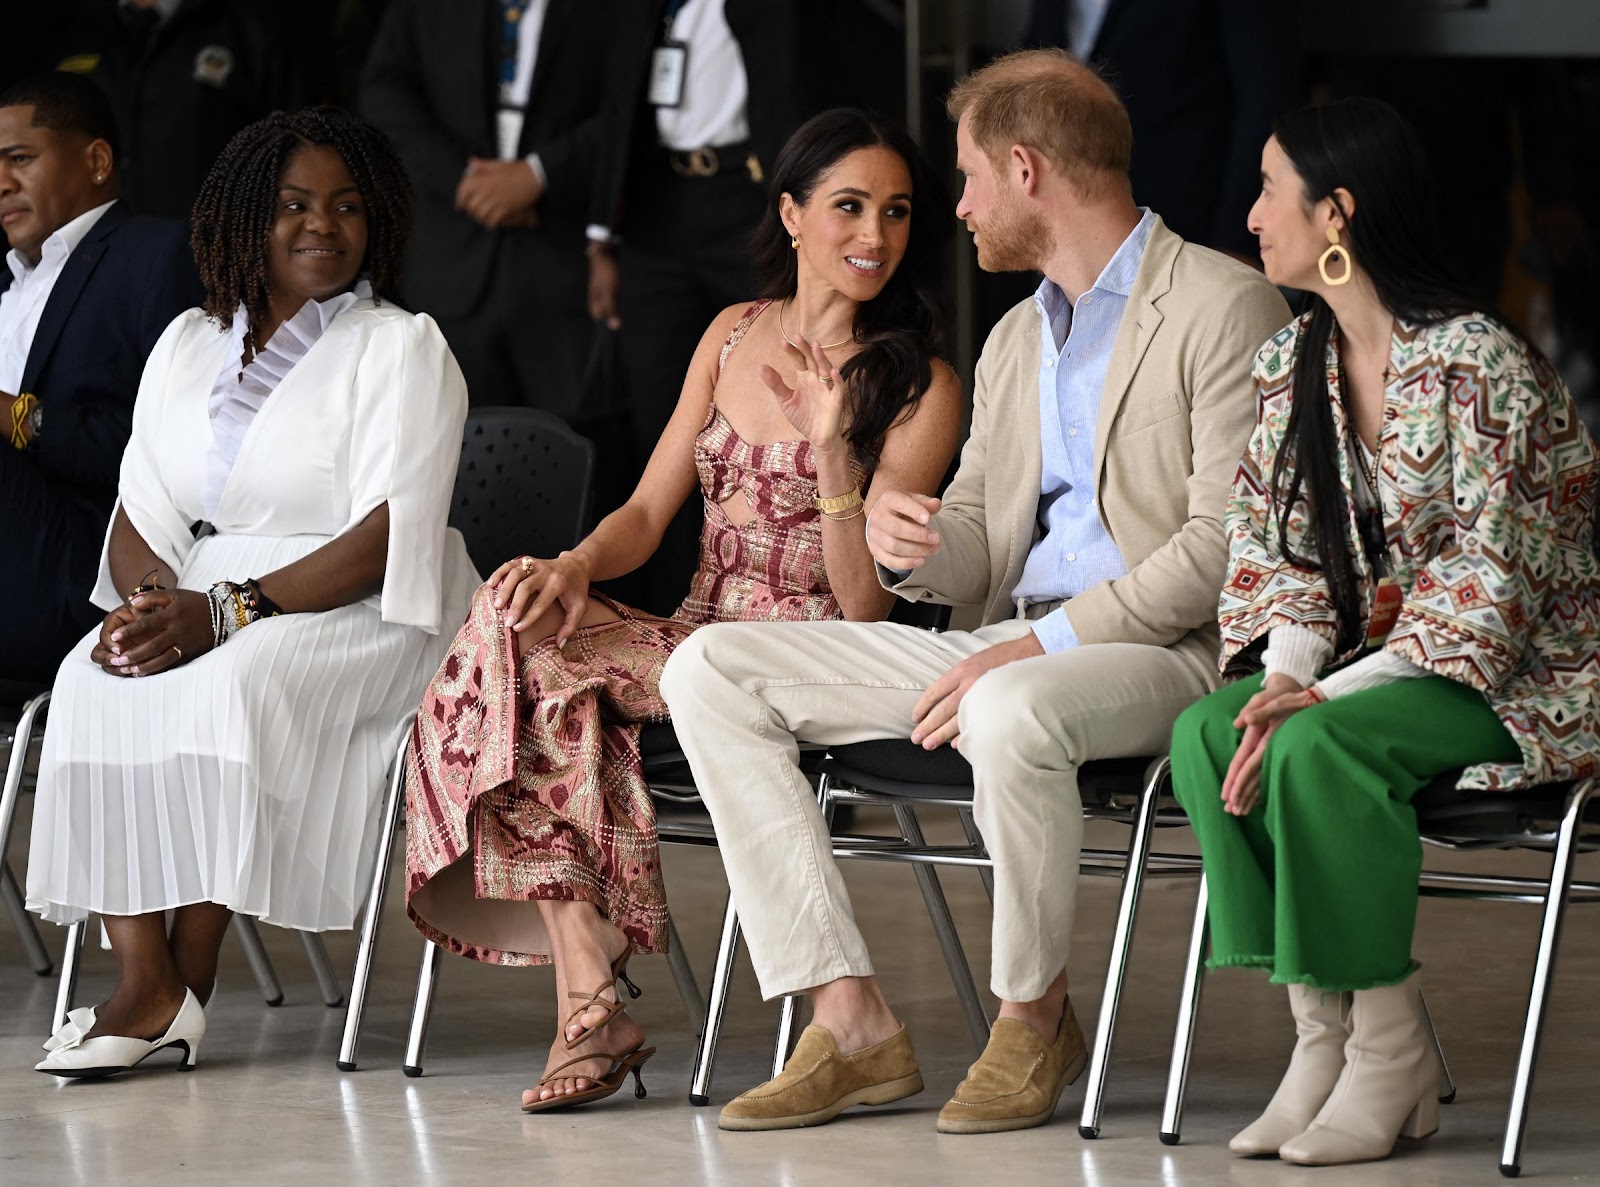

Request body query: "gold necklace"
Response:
[778, 297, 853, 352]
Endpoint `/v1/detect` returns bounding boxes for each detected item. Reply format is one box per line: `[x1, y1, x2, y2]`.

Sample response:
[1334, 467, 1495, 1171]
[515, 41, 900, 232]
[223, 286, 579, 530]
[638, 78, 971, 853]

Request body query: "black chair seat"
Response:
[1412, 771, 1592, 834]
[639, 722, 684, 763]
[822, 738, 1156, 807]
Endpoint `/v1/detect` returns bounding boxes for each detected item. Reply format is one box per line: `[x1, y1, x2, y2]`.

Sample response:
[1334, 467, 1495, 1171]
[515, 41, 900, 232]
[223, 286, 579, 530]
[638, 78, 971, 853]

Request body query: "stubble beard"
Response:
[973, 190, 1053, 274]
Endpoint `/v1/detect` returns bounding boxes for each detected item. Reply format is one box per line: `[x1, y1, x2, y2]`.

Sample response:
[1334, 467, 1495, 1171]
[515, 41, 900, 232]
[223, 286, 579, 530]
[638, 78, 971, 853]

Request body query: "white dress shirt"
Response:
[655, 0, 750, 151]
[0, 200, 117, 395]
[1069, 0, 1110, 59]
[117, 0, 181, 23]
[496, 0, 551, 172]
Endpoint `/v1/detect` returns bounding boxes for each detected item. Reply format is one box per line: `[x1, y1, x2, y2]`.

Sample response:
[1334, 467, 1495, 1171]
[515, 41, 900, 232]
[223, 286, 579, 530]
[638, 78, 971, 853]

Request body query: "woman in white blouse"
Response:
[28, 108, 477, 1077]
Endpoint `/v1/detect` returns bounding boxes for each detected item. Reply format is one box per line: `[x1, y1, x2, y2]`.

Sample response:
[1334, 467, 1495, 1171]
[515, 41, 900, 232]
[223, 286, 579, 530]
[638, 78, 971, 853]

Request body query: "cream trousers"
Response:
[658, 616, 1212, 1003]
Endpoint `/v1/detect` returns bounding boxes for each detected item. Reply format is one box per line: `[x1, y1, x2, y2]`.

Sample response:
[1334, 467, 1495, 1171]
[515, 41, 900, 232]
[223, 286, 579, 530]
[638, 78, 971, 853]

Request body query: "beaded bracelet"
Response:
[8, 393, 38, 451]
[207, 578, 285, 648]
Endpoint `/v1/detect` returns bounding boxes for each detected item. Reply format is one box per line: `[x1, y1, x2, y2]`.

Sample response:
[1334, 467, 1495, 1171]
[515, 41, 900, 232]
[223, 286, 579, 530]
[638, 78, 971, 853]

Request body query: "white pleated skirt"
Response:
[26, 531, 456, 932]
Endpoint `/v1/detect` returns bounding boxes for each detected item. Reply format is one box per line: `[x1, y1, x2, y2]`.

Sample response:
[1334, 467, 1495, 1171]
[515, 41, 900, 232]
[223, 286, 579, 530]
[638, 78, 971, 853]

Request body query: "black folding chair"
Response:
[0, 680, 55, 977]
[338, 406, 600, 1071]
[812, 740, 1200, 1135]
[1157, 773, 1597, 1177]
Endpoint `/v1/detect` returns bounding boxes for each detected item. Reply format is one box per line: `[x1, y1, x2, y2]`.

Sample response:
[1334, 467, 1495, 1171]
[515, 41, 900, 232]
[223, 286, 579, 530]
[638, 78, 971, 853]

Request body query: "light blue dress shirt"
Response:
[1012, 208, 1155, 653]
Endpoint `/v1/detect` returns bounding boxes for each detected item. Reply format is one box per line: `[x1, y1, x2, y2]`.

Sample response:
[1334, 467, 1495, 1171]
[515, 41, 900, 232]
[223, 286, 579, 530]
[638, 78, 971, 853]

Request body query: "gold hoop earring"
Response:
[790, 235, 799, 250]
[1318, 225, 1352, 287]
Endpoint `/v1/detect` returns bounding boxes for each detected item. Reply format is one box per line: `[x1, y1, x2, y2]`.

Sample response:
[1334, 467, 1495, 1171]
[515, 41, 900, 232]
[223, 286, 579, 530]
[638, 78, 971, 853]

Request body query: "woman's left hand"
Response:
[101, 589, 214, 677]
[761, 335, 846, 451]
[1219, 681, 1324, 816]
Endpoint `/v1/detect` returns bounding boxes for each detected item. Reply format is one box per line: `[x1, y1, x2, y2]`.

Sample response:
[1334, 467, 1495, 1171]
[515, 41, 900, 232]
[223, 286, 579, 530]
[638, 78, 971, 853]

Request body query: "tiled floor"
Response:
[1, 808, 1596, 1186]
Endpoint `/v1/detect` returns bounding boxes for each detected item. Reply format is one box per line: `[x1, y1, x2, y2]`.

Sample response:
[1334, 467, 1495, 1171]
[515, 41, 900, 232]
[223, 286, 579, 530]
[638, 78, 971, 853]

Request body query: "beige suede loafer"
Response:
[718, 1025, 923, 1131]
[937, 1003, 1088, 1135]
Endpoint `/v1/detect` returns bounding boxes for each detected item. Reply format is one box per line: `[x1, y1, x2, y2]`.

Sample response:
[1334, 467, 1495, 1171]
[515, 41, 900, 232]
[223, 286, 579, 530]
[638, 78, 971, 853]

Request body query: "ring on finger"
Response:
[519, 556, 535, 574]
[171, 645, 183, 660]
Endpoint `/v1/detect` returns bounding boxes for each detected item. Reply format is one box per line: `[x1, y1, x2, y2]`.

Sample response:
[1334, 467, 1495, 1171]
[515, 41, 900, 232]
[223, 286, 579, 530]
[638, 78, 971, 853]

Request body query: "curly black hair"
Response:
[190, 106, 411, 342]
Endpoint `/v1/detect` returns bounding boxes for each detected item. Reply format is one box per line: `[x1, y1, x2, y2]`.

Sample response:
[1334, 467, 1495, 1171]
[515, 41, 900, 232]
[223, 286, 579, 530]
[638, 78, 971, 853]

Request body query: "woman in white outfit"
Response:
[28, 107, 476, 1076]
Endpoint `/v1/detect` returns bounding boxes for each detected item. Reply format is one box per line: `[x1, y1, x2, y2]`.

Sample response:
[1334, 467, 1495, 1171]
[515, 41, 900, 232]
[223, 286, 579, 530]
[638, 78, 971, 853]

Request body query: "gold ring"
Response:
[819, 374, 834, 388]
[520, 556, 535, 574]
[171, 645, 183, 660]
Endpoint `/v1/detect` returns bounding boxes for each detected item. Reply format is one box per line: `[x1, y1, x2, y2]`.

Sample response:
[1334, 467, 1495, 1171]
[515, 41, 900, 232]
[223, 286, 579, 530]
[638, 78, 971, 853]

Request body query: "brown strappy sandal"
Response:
[562, 949, 641, 1052]
[520, 1044, 657, 1114]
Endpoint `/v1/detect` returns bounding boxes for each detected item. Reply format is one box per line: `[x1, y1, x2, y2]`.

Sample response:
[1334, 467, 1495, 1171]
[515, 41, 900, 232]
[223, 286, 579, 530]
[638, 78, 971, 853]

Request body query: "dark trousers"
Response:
[614, 162, 765, 615]
[436, 245, 595, 418]
[0, 450, 105, 683]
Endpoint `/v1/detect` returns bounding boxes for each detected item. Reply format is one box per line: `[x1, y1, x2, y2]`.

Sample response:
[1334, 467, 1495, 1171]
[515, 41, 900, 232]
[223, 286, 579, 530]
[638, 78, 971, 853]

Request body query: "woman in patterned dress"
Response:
[1168, 98, 1600, 1167]
[404, 110, 962, 1111]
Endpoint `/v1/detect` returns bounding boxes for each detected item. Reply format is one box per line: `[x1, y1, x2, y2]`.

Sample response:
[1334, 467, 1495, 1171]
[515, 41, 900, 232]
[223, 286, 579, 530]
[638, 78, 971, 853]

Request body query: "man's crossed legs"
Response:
[660, 616, 1210, 1132]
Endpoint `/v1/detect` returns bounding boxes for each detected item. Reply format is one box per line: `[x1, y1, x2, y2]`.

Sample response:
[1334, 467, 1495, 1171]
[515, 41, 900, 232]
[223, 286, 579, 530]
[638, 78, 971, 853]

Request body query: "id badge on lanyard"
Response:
[650, 0, 690, 108]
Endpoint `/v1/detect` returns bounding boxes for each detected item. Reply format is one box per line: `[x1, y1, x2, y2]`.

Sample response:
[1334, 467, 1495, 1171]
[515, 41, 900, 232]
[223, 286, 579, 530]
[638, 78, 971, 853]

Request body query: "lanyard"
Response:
[662, 0, 689, 39]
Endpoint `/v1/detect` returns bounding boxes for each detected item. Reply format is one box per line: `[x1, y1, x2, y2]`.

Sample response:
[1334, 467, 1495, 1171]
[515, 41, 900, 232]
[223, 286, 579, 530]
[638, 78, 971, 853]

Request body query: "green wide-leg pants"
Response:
[1169, 672, 1521, 990]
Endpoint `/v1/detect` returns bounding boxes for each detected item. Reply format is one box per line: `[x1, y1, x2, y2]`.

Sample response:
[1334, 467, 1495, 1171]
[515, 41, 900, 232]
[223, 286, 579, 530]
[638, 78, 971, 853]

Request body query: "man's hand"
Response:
[588, 246, 620, 330]
[866, 490, 943, 571]
[911, 633, 1045, 750]
[456, 158, 544, 229]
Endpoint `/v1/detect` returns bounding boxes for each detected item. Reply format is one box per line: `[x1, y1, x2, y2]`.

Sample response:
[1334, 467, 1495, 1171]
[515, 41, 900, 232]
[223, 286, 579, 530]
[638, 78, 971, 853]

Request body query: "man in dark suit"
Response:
[55, 0, 308, 222]
[362, 0, 616, 418]
[1026, 0, 1301, 259]
[0, 73, 202, 681]
[586, 0, 898, 611]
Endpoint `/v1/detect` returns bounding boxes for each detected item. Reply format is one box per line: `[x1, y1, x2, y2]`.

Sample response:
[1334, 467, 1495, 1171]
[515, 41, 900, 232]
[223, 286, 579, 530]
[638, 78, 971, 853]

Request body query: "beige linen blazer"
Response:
[889, 216, 1291, 676]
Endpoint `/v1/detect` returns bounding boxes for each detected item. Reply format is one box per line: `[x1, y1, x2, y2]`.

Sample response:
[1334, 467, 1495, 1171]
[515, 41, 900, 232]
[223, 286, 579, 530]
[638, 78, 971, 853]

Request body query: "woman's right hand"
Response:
[1220, 672, 1312, 816]
[489, 551, 593, 647]
[90, 605, 141, 674]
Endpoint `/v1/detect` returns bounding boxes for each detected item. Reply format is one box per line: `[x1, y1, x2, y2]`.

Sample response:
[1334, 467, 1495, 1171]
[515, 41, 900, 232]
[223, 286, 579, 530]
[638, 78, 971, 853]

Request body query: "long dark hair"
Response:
[1270, 98, 1521, 649]
[191, 106, 412, 344]
[752, 109, 953, 468]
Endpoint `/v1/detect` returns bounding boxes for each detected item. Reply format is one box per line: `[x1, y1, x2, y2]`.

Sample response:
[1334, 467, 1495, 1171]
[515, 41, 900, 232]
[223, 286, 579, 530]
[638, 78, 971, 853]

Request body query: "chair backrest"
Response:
[449, 407, 597, 574]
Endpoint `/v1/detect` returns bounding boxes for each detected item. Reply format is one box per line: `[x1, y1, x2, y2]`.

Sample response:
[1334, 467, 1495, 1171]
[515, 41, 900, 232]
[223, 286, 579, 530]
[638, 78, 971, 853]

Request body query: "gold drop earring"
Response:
[1318, 225, 1352, 286]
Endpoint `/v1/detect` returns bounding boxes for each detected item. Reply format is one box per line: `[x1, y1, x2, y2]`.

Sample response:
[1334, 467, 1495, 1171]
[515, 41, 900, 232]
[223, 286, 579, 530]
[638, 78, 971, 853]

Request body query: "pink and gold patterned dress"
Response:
[405, 302, 866, 964]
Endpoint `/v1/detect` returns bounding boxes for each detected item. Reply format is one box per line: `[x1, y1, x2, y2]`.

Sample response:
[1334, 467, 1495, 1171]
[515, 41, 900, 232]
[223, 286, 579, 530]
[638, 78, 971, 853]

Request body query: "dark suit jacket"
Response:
[1027, 0, 1302, 256]
[61, 0, 308, 221]
[361, 0, 617, 320]
[590, 0, 902, 238]
[5, 201, 202, 498]
[1, 200, 201, 646]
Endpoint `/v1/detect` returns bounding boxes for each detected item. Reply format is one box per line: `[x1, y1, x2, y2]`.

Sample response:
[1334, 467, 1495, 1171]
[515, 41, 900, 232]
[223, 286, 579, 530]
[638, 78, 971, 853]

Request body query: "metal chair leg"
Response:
[1416, 988, 1456, 1104]
[1079, 756, 1168, 1139]
[956, 807, 994, 902]
[233, 914, 284, 1007]
[894, 802, 989, 1051]
[1499, 779, 1595, 1178]
[1159, 873, 1210, 1146]
[772, 992, 801, 1080]
[665, 913, 705, 1025]
[338, 735, 408, 1071]
[0, 692, 48, 874]
[2, 863, 51, 975]
[689, 891, 741, 1106]
[51, 918, 87, 1035]
[301, 932, 344, 1007]
[402, 940, 442, 1077]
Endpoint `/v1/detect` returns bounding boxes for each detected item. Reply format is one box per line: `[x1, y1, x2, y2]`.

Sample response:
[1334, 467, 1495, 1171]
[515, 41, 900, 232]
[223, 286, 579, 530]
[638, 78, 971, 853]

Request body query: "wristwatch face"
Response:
[26, 403, 42, 439]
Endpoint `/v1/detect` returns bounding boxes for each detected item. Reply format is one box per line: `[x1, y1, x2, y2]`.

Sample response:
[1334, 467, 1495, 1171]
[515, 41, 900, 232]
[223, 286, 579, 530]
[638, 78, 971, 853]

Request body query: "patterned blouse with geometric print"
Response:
[1218, 312, 1600, 790]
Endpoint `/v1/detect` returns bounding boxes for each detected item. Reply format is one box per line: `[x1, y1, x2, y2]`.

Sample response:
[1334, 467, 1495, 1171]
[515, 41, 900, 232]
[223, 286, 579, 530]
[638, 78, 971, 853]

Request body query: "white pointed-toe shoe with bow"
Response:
[36, 988, 206, 1078]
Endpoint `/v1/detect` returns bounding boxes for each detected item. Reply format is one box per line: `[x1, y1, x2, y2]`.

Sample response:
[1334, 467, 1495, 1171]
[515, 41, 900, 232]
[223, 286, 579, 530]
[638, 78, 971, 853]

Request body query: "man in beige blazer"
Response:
[660, 49, 1289, 1134]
